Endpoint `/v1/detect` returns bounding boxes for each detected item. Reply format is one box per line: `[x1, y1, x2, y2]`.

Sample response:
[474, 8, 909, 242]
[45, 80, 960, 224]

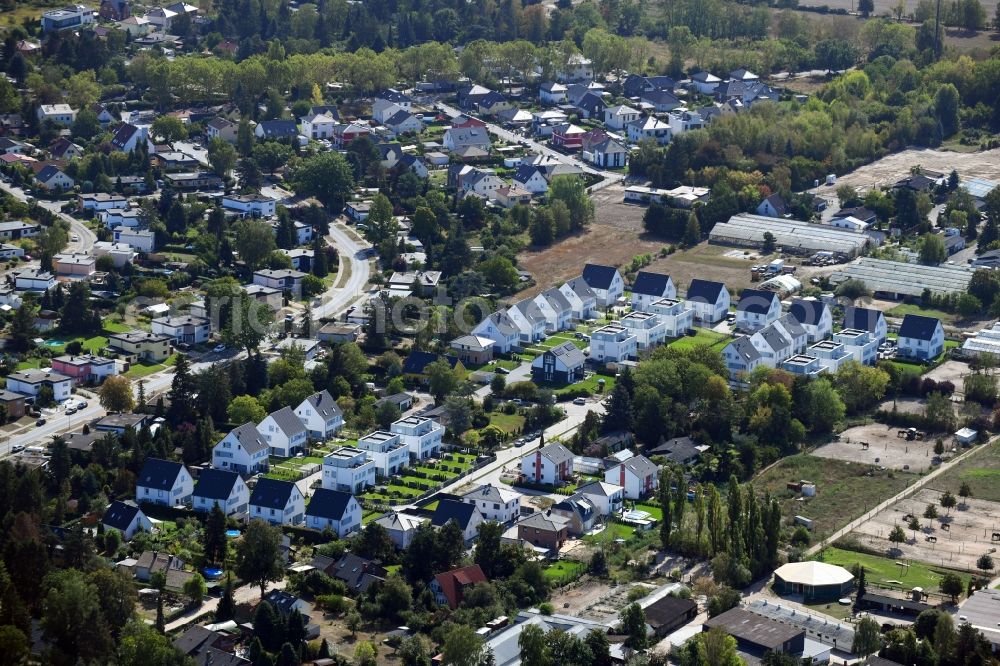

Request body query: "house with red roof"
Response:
[431, 564, 488, 609]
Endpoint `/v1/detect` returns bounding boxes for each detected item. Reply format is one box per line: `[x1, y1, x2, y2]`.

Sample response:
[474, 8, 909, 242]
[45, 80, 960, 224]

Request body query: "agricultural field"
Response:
[929, 439, 1000, 503]
[753, 454, 919, 540]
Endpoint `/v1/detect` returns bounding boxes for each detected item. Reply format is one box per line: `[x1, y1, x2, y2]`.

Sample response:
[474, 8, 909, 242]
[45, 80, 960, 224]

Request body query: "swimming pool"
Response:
[43, 339, 67, 347]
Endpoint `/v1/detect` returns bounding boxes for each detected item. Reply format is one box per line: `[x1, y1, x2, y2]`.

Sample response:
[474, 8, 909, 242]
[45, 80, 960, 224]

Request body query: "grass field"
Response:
[668, 329, 729, 352]
[542, 560, 586, 585]
[488, 412, 525, 434]
[928, 440, 1000, 502]
[817, 546, 971, 591]
[555, 373, 616, 397]
[754, 454, 918, 540]
[887, 303, 956, 324]
[582, 522, 636, 543]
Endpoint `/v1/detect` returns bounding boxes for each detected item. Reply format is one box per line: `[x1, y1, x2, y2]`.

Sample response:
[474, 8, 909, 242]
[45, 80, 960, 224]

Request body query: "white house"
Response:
[191, 469, 250, 517]
[560, 277, 599, 320]
[213, 422, 270, 474]
[151, 315, 211, 345]
[222, 193, 276, 218]
[114, 228, 155, 253]
[391, 416, 443, 462]
[305, 489, 362, 537]
[36, 104, 76, 125]
[294, 390, 344, 440]
[574, 481, 624, 517]
[136, 458, 193, 507]
[374, 512, 426, 549]
[581, 263, 624, 308]
[627, 116, 671, 145]
[101, 208, 142, 229]
[512, 165, 548, 195]
[356, 430, 410, 477]
[620, 311, 668, 349]
[749, 321, 795, 366]
[788, 298, 833, 343]
[472, 311, 521, 354]
[631, 271, 676, 311]
[35, 165, 74, 192]
[322, 447, 377, 494]
[300, 112, 338, 140]
[556, 54, 594, 83]
[605, 455, 658, 499]
[507, 299, 548, 344]
[735, 288, 781, 332]
[384, 110, 424, 136]
[539, 82, 568, 105]
[897, 314, 945, 361]
[691, 71, 722, 94]
[834, 328, 880, 366]
[102, 500, 153, 539]
[15, 268, 56, 292]
[533, 288, 574, 332]
[461, 169, 504, 199]
[249, 478, 304, 526]
[257, 407, 308, 457]
[843, 306, 888, 344]
[461, 484, 522, 524]
[648, 298, 695, 337]
[373, 89, 412, 122]
[41, 5, 94, 32]
[6, 369, 72, 402]
[521, 443, 574, 486]
[431, 500, 484, 544]
[110, 123, 144, 153]
[590, 323, 637, 363]
[443, 126, 491, 153]
[723, 336, 765, 379]
[604, 104, 641, 131]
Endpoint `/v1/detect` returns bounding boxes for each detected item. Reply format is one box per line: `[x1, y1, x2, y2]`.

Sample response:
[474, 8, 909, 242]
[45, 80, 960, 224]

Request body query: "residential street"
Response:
[310, 220, 373, 321]
[0, 180, 96, 254]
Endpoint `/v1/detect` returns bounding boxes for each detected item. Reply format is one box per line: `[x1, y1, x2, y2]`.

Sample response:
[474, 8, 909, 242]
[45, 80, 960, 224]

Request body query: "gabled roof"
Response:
[482, 310, 519, 337]
[582, 263, 619, 290]
[541, 287, 572, 313]
[36, 164, 66, 183]
[330, 553, 386, 592]
[512, 298, 546, 325]
[898, 313, 941, 341]
[103, 500, 142, 531]
[112, 123, 140, 148]
[309, 105, 340, 120]
[376, 88, 412, 104]
[776, 312, 806, 339]
[462, 483, 521, 505]
[843, 306, 884, 333]
[137, 458, 185, 491]
[256, 120, 298, 137]
[632, 271, 672, 297]
[193, 469, 241, 501]
[685, 279, 726, 304]
[727, 336, 761, 362]
[263, 406, 306, 437]
[575, 480, 623, 498]
[564, 276, 597, 301]
[430, 498, 479, 530]
[641, 89, 680, 106]
[301, 390, 342, 419]
[305, 488, 355, 520]
[385, 109, 417, 127]
[546, 341, 586, 367]
[402, 351, 459, 375]
[433, 564, 488, 609]
[513, 164, 544, 184]
[647, 436, 700, 464]
[538, 442, 574, 465]
[249, 477, 296, 510]
[618, 454, 657, 479]
[788, 298, 829, 328]
[760, 193, 788, 216]
[737, 288, 779, 314]
[226, 422, 269, 454]
[263, 589, 304, 616]
[644, 595, 697, 630]
[756, 324, 791, 354]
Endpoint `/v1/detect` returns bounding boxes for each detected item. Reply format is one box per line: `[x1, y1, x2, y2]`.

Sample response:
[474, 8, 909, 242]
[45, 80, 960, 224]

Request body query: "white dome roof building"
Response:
[773, 561, 854, 602]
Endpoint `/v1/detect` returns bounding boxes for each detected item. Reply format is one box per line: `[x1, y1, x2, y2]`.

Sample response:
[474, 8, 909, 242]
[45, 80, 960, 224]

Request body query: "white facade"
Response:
[192, 474, 250, 516]
[212, 424, 270, 474]
[250, 484, 305, 526]
[356, 431, 410, 477]
[462, 484, 522, 524]
[391, 416, 443, 462]
[322, 447, 377, 494]
[520, 444, 574, 485]
[590, 324, 637, 363]
[257, 408, 308, 457]
[305, 490, 362, 537]
[294, 391, 344, 440]
[222, 194, 276, 218]
[300, 113, 338, 140]
[647, 298, 695, 337]
[605, 455, 659, 500]
[620, 311, 668, 349]
[472, 312, 520, 353]
[136, 463, 193, 507]
[735, 291, 782, 332]
[6, 370, 72, 402]
[574, 481, 625, 517]
[604, 105, 641, 131]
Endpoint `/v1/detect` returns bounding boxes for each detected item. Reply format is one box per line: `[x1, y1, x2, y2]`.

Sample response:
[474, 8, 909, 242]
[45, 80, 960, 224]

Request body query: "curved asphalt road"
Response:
[311, 221, 372, 321]
[0, 181, 96, 254]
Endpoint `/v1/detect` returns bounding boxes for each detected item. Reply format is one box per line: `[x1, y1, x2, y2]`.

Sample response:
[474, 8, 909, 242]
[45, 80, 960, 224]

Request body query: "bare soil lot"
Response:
[548, 579, 621, 621]
[822, 420, 952, 471]
[923, 360, 974, 394]
[929, 439, 1000, 502]
[848, 487, 1000, 573]
[810, 147, 1000, 202]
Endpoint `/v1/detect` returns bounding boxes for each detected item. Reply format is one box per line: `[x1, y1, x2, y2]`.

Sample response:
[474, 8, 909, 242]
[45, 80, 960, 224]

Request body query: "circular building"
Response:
[773, 562, 854, 602]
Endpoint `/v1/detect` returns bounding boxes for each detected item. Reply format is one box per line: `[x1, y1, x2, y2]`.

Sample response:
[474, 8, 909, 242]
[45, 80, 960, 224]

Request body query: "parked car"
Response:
[35, 418, 46, 426]
[573, 397, 586, 405]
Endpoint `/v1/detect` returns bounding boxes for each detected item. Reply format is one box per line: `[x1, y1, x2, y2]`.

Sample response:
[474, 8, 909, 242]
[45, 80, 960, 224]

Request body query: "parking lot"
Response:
[814, 422, 946, 472]
[849, 487, 1000, 573]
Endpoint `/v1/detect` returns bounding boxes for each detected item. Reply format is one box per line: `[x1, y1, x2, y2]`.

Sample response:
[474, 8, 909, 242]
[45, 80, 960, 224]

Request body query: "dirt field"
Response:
[923, 360, 974, 394]
[548, 579, 649, 623]
[848, 487, 1000, 573]
[929, 439, 1000, 502]
[815, 421, 950, 471]
[809, 147, 1000, 203]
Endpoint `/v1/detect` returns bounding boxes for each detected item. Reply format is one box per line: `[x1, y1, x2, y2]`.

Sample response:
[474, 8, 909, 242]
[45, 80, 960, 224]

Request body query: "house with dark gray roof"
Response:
[756, 193, 789, 218]
[631, 271, 676, 311]
[136, 458, 193, 507]
[521, 442, 574, 485]
[257, 407, 307, 457]
[531, 341, 586, 384]
[328, 553, 387, 594]
[604, 454, 659, 499]
[472, 311, 521, 353]
[723, 336, 764, 378]
[254, 119, 299, 140]
[559, 277, 599, 320]
[647, 436, 702, 466]
[294, 390, 344, 440]
[788, 298, 833, 342]
[898, 313, 944, 360]
[249, 478, 304, 526]
[843, 306, 887, 343]
[685, 279, 730, 323]
[103, 500, 152, 539]
[192, 469, 249, 516]
[507, 299, 548, 344]
[431, 498, 484, 543]
[581, 263, 624, 307]
[735, 288, 781, 331]
[305, 488, 361, 537]
[533, 288, 574, 332]
[213, 422, 270, 474]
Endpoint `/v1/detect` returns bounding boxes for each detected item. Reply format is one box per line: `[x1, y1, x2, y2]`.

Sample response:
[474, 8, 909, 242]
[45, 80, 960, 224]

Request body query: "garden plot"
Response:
[848, 488, 1000, 574]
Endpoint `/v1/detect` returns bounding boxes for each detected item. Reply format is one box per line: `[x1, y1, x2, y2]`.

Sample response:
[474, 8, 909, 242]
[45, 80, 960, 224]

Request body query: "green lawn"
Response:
[929, 439, 1000, 502]
[668, 328, 729, 352]
[887, 303, 956, 324]
[126, 361, 166, 378]
[488, 412, 526, 434]
[634, 503, 664, 522]
[542, 560, 586, 584]
[582, 522, 636, 543]
[550, 373, 615, 397]
[15, 358, 46, 370]
[817, 546, 971, 591]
